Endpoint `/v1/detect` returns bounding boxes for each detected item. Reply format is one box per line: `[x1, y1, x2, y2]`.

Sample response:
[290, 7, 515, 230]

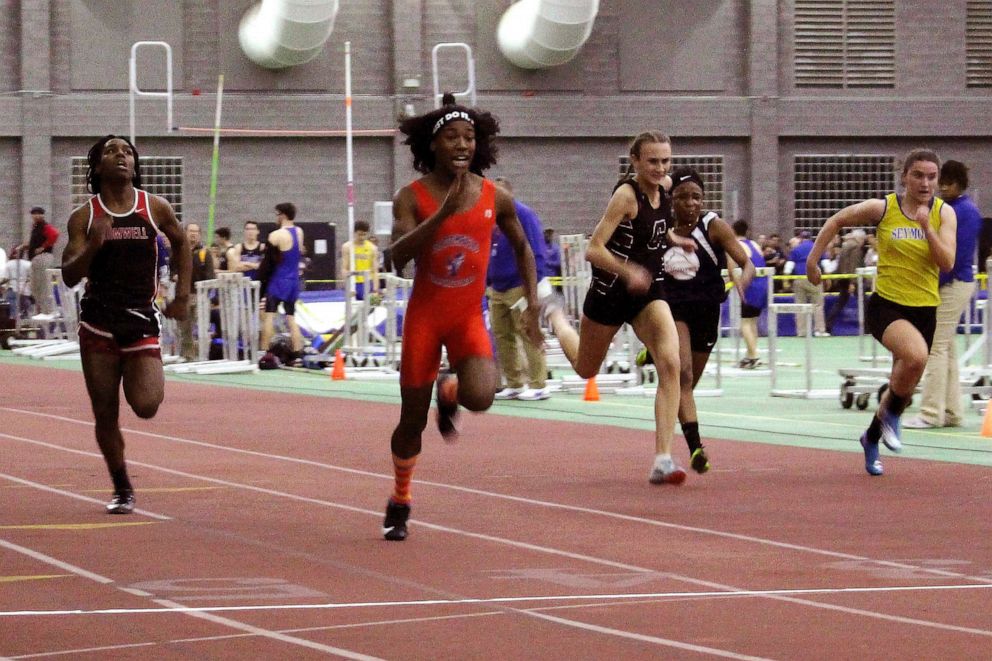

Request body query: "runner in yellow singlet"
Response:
[805, 149, 957, 476]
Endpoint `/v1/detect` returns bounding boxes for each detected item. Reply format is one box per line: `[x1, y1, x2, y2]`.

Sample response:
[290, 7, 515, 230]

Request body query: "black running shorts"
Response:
[668, 300, 721, 352]
[865, 294, 937, 351]
[582, 282, 665, 327]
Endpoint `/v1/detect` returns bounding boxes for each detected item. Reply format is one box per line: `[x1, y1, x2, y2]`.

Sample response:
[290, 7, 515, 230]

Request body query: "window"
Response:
[793, 154, 895, 230]
[794, 0, 895, 88]
[617, 155, 724, 217]
[71, 156, 183, 220]
[967, 0, 992, 87]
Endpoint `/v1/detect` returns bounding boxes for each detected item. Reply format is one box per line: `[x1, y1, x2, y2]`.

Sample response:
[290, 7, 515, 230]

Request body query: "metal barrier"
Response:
[171, 274, 259, 374]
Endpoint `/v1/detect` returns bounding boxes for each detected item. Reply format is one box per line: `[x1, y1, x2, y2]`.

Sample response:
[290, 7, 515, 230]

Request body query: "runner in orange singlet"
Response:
[381, 94, 543, 541]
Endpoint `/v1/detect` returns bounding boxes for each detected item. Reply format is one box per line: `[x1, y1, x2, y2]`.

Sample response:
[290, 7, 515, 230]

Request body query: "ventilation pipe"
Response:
[497, 0, 599, 69]
[239, 0, 340, 69]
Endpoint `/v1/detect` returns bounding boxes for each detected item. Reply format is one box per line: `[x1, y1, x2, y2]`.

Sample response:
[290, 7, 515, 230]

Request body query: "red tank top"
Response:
[408, 178, 496, 312]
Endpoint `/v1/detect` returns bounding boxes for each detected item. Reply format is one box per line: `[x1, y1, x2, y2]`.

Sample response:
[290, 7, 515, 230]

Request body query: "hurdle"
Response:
[168, 274, 259, 374]
[11, 269, 81, 360]
[767, 300, 833, 399]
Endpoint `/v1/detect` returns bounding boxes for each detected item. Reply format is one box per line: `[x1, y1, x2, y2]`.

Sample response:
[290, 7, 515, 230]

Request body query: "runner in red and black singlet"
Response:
[78, 188, 161, 348]
[379, 94, 542, 542]
[62, 135, 191, 515]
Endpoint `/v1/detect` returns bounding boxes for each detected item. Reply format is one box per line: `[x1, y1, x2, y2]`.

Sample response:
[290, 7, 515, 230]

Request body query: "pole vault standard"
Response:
[205, 74, 224, 247]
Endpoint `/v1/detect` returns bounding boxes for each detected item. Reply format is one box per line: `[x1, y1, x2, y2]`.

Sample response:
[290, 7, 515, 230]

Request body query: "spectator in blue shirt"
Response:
[787, 230, 828, 336]
[488, 177, 551, 401]
[906, 160, 983, 428]
[544, 227, 562, 282]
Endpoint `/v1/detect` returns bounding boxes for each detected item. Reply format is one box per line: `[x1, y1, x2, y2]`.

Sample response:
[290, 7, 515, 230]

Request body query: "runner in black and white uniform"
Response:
[661, 167, 754, 474]
[545, 131, 698, 484]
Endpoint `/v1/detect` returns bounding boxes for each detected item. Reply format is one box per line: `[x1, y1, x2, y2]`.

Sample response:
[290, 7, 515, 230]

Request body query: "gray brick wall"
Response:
[1, 1, 991, 255]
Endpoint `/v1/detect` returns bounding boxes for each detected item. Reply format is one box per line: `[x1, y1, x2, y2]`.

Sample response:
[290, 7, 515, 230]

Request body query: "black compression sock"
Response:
[886, 391, 910, 417]
[110, 466, 132, 493]
[866, 415, 882, 444]
[681, 421, 702, 453]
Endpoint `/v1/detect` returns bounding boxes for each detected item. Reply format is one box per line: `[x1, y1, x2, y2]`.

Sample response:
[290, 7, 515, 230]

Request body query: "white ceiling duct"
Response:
[497, 0, 599, 69]
[239, 0, 340, 69]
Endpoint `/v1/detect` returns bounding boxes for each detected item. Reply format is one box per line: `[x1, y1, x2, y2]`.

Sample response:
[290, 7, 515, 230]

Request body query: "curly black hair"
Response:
[399, 93, 500, 175]
[86, 134, 142, 194]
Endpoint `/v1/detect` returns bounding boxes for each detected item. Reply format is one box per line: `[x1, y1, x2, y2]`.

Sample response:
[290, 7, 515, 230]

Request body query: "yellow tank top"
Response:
[875, 192, 943, 307]
[352, 240, 374, 283]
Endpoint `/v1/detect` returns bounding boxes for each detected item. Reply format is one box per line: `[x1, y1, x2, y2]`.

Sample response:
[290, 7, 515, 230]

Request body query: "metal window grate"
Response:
[71, 156, 183, 221]
[967, 0, 992, 87]
[793, 154, 895, 231]
[618, 155, 724, 217]
[794, 0, 895, 88]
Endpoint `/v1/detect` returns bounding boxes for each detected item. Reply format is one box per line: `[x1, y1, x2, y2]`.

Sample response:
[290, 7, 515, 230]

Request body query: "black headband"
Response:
[671, 170, 705, 193]
[432, 109, 474, 136]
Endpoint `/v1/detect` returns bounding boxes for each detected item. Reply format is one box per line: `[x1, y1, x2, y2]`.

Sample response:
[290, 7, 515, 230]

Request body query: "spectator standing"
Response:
[175, 222, 216, 361]
[787, 230, 828, 336]
[228, 220, 265, 281]
[544, 227, 562, 281]
[339, 219, 379, 301]
[732, 220, 768, 368]
[15, 206, 60, 316]
[2, 247, 33, 318]
[905, 160, 983, 428]
[489, 177, 551, 401]
[825, 229, 866, 334]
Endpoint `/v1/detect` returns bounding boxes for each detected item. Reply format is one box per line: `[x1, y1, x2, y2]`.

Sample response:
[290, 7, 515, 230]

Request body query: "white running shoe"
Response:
[494, 387, 525, 400]
[649, 458, 687, 485]
[517, 387, 550, 401]
[902, 416, 936, 429]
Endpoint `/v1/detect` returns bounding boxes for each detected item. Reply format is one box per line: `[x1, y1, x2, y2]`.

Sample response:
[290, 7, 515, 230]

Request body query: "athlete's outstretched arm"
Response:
[806, 198, 884, 285]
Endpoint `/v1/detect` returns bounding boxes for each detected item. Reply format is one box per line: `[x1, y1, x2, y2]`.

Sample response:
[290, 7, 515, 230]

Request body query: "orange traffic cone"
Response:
[982, 402, 992, 437]
[583, 376, 600, 402]
[331, 349, 346, 380]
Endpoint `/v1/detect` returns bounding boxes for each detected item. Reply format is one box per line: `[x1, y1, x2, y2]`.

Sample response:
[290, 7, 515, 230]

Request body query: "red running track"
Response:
[0, 363, 990, 659]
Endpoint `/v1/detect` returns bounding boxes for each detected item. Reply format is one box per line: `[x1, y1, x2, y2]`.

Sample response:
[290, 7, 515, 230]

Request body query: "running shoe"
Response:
[859, 432, 884, 476]
[436, 372, 459, 441]
[690, 447, 711, 474]
[517, 387, 551, 401]
[494, 387, 525, 400]
[878, 409, 903, 453]
[106, 490, 135, 514]
[649, 458, 687, 485]
[635, 347, 654, 367]
[382, 500, 411, 541]
[738, 357, 757, 369]
[539, 293, 565, 324]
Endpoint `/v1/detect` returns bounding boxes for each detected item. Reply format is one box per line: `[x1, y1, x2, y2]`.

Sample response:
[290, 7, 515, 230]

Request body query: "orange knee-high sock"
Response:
[391, 454, 417, 504]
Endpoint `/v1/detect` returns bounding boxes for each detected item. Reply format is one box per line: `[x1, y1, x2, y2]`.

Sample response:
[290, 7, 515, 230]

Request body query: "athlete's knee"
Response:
[131, 400, 160, 419]
[459, 390, 494, 412]
[574, 362, 600, 380]
[390, 430, 422, 459]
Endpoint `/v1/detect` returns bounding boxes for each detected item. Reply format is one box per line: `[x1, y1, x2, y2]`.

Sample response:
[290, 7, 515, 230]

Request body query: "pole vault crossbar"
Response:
[175, 127, 397, 136]
[129, 41, 173, 146]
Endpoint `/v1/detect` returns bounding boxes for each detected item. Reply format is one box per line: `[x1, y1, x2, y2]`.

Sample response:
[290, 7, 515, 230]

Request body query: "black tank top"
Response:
[590, 179, 671, 296]
[662, 211, 728, 304]
[82, 189, 159, 309]
[239, 242, 264, 280]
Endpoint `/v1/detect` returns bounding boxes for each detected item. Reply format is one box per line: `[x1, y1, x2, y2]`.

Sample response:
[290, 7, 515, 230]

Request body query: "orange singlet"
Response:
[400, 178, 497, 387]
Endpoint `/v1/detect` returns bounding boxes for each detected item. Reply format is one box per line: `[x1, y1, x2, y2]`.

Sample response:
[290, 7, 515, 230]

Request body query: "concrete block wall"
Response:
[0, 0, 989, 259]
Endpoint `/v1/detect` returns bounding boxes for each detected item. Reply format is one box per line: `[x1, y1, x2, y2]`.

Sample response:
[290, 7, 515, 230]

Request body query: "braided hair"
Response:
[86, 134, 143, 195]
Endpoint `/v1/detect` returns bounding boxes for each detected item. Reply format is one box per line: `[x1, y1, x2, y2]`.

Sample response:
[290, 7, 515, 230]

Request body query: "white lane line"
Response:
[0, 538, 381, 660]
[4, 418, 992, 644]
[3, 407, 990, 584]
[3, 582, 991, 617]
